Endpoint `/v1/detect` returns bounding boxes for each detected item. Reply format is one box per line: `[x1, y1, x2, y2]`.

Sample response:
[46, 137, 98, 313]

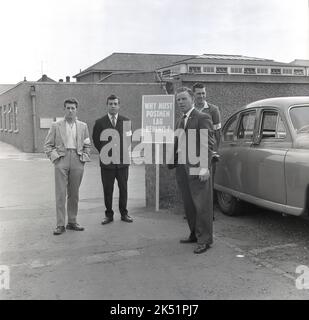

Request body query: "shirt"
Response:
[183, 107, 195, 128]
[196, 101, 222, 130]
[108, 113, 118, 127]
[65, 120, 77, 149]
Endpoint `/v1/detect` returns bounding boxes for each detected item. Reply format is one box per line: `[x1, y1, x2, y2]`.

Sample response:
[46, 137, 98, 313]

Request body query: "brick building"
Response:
[0, 81, 165, 153]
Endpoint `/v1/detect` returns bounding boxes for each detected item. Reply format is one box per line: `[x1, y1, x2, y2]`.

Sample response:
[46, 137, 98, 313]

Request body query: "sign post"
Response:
[142, 95, 175, 211]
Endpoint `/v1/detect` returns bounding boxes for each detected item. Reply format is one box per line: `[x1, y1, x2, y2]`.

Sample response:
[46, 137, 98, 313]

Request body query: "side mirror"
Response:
[252, 133, 262, 145]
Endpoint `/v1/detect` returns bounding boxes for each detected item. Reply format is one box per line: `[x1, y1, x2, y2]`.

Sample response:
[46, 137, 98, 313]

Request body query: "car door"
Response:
[216, 109, 257, 194]
[246, 108, 291, 204]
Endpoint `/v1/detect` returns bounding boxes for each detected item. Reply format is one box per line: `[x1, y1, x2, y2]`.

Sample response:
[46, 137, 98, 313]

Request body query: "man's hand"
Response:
[199, 168, 210, 182]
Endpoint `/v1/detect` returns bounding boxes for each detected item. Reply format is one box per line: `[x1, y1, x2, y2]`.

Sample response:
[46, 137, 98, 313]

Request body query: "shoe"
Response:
[180, 236, 197, 243]
[121, 214, 133, 223]
[66, 223, 84, 231]
[101, 217, 113, 225]
[53, 226, 66, 235]
[194, 244, 210, 254]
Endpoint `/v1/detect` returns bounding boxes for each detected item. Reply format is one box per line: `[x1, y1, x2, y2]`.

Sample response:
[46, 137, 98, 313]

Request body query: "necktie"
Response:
[181, 114, 187, 129]
[111, 115, 116, 127]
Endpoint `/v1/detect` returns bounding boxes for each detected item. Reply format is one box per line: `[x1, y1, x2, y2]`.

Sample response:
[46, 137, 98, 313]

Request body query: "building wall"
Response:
[0, 82, 166, 153]
[181, 80, 309, 122]
[0, 83, 35, 152]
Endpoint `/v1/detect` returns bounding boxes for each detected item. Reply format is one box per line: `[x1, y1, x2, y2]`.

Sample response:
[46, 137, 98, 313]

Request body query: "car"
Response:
[214, 96, 309, 217]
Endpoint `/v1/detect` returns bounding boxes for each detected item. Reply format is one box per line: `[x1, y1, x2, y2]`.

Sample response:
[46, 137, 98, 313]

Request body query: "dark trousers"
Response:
[100, 166, 129, 217]
[176, 165, 213, 245]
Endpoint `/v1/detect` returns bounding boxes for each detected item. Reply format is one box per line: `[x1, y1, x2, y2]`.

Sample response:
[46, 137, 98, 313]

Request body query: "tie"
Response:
[111, 115, 116, 127]
[180, 114, 187, 129]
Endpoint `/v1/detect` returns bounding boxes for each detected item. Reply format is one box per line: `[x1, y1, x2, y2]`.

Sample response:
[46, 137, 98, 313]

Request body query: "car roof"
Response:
[243, 96, 309, 110]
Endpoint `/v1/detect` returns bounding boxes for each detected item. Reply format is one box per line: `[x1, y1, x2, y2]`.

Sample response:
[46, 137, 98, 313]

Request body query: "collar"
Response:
[108, 113, 118, 121]
[184, 106, 195, 118]
[64, 117, 77, 125]
[195, 101, 209, 111]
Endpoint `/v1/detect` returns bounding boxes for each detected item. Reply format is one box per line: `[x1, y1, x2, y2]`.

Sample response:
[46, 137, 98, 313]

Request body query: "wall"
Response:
[0, 82, 166, 153]
[0, 83, 34, 152]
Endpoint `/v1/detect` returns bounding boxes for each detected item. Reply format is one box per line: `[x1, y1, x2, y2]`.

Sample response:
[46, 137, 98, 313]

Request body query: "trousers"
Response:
[176, 165, 213, 245]
[54, 149, 84, 226]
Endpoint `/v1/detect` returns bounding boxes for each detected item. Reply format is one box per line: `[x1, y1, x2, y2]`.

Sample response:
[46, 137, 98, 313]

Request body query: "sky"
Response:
[1, 0, 309, 83]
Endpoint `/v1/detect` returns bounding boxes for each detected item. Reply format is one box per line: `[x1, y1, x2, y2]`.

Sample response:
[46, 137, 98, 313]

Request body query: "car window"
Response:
[289, 106, 309, 134]
[237, 111, 256, 140]
[260, 111, 286, 140]
[223, 115, 238, 141]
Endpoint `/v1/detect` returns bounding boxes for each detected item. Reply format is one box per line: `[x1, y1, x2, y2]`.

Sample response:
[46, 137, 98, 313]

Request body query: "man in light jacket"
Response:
[44, 98, 91, 235]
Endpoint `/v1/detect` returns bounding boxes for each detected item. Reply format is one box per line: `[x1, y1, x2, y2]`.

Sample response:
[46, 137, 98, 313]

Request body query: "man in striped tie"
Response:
[92, 94, 133, 225]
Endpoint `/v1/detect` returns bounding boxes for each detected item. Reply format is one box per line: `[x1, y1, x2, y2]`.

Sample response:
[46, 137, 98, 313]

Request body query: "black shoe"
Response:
[53, 226, 66, 235]
[121, 214, 133, 223]
[194, 244, 211, 254]
[180, 237, 197, 243]
[66, 223, 84, 231]
[101, 217, 113, 225]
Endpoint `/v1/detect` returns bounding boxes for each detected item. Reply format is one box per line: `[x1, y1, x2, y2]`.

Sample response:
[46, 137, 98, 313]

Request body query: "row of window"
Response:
[224, 110, 287, 142]
[186, 65, 305, 76]
[0, 103, 18, 132]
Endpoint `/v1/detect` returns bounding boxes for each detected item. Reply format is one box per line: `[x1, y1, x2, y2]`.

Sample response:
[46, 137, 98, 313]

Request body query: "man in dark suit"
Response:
[168, 87, 215, 254]
[92, 94, 133, 224]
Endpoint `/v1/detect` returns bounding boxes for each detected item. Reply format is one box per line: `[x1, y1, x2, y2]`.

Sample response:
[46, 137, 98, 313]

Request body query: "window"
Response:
[8, 103, 13, 132]
[260, 111, 286, 139]
[244, 68, 256, 74]
[162, 70, 171, 77]
[223, 115, 238, 141]
[294, 69, 305, 76]
[188, 66, 201, 73]
[203, 66, 215, 73]
[13, 102, 18, 132]
[289, 106, 309, 133]
[0, 106, 2, 130]
[271, 68, 281, 75]
[237, 111, 256, 140]
[3, 105, 7, 131]
[230, 67, 243, 74]
[257, 68, 268, 74]
[282, 68, 293, 75]
[216, 67, 228, 74]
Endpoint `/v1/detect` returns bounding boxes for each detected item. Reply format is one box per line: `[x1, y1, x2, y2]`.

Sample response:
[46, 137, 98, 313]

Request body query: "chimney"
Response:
[59, 79, 63, 82]
[24, 77, 27, 81]
[66, 76, 70, 82]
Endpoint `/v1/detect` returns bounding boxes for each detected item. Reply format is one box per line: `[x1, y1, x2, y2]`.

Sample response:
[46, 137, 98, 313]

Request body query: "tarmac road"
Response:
[0, 141, 309, 300]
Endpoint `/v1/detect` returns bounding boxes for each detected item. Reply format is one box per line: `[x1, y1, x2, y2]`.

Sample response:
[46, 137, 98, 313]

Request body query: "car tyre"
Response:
[216, 191, 244, 216]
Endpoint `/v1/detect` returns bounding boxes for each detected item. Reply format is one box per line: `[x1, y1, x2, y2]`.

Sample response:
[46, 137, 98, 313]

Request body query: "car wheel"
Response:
[216, 191, 243, 216]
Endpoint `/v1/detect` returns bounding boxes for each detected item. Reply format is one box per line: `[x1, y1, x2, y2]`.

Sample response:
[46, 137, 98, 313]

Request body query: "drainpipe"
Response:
[30, 85, 37, 152]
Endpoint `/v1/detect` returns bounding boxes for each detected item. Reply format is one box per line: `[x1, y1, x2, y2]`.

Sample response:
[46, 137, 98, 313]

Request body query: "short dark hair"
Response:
[106, 94, 120, 104]
[175, 87, 194, 99]
[64, 98, 79, 108]
[192, 82, 206, 92]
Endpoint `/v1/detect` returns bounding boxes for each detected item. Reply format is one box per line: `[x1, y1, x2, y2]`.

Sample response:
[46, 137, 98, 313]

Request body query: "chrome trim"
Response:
[214, 184, 303, 216]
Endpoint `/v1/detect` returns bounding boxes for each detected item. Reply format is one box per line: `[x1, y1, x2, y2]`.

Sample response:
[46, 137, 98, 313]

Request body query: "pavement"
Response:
[0, 141, 309, 300]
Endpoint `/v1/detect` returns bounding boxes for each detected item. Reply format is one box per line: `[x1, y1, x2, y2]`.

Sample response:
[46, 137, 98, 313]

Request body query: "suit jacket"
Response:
[168, 109, 214, 171]
[44, 119, 91, 163]
[92, 114, 132, 169]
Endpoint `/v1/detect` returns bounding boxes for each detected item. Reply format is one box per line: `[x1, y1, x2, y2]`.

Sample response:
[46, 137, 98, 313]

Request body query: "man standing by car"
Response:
[92, 94, 133, 225]
[168, 87, 215, 254]
[44, 98, 91, 235]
